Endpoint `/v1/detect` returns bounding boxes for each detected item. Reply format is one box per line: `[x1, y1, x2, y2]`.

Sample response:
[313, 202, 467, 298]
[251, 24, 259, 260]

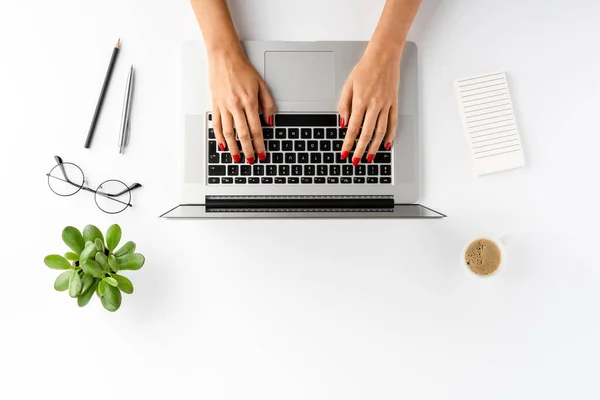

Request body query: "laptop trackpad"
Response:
[264, 51, 335, 103]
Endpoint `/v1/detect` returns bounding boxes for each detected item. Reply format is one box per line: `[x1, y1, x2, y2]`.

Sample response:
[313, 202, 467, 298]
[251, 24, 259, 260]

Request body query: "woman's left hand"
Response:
[338, 50, 401, 166]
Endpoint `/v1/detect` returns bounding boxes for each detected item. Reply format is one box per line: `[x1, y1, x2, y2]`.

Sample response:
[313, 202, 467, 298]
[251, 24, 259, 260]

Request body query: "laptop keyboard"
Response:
[206, 114, 392, 185]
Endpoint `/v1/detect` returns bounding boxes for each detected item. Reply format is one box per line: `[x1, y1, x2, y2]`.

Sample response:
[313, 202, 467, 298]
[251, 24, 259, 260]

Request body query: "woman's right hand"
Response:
[208, 52, 275, 164]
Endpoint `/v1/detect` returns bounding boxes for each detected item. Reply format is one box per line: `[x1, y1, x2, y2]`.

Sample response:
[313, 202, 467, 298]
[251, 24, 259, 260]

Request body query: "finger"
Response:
[353, 108, 379, 165]
[245, 105, 266, 161]
[221, 110, 240, 163]
[337, 82, 352, 129]
[232, 108, 255, 164]
[212, 107, 226, 152]
[383, 102, 398, 151]
[341, 101, 365, 161]
[367, 106, 390, 161]
[258, 80, 276, 126]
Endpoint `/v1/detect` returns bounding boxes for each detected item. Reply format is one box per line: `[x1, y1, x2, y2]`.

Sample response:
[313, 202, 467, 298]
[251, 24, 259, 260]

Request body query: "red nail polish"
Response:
[247, 157, 255, 165]
[352, 157, 360, 166]
[341, 151, 349, 160]
[218, 143, 226, 151]
[233, 154, 240, 163]
[385, 142, 392, 151]
[258, 152, 266, 161]
[340, 117, 345, 128]
[268, 115, 273, 126]
[367, 153, 374, 163]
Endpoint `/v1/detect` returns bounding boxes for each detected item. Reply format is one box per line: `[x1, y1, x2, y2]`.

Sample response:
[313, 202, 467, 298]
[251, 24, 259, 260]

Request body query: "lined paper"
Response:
[455, 72, 525, 175]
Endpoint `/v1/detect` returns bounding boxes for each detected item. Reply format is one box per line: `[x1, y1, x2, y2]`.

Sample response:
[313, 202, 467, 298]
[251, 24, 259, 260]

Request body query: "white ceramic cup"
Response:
[461, 237, 507, 277]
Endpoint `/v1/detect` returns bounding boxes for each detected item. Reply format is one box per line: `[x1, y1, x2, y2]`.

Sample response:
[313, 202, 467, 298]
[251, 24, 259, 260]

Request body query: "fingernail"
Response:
[218, 143, 226, 151]
[340, 117, 345, 128]
[233, 154, 240, 163]
[341, 151, 349, 160]
[367, 153, 374, 163]
[258, 152, 266, 161]
[247, 157, 255, 165]
[385, 142, 392, 151]
[352, 157, 360, 166]
[268, 115, 273, 126]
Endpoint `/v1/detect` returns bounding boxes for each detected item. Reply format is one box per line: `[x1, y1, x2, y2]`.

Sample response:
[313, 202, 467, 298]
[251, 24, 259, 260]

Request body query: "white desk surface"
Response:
[1, 1, 600, 399]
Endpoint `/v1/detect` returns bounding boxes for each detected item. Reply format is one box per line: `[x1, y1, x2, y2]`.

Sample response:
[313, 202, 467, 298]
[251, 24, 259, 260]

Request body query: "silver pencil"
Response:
[118, 65, 135, 154]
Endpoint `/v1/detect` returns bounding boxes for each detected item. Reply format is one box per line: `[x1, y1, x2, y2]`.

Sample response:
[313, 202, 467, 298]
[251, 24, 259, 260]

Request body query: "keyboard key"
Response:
[328, 177, 339, 184]
[304, 165, 315, 176]
[292, 165, 302, 176]
[324, 153, 334, 163]
[273, 153, 284, 163]
[267, 165, 277, 176]
[315, 177, 326, 184]
[311, 153, 321, 163]
[209, 153, 219, 164]
[301, 128, 312, 139]
[263, 128, 274, 139]
[208, 177, 220, 184]
[222, 177, 233, 184]
[301, 177, 313, 184]
[374, 153, 392, 163]
[208, 128, 215, 139]
[307, 140, 318, 151]
[339, 128, 347, 139]
[320, 141, 331, 151]
[288, 177, 299, 184]
[381, 165, 391, 175]
[295, 141, 306, 151]
[285, 153, 296, 163]
[253, 165, 265, 176]
[208, 113, 212, 121]
[314, 128, 325, 139]
[208, 140, 217, 154]
[356, 165, 366, 176]
[240, 165, 252, 176]
[317, 165, 327, 176]
[380, 177, 392, 184]
[260, 153, 271, 163]
[221, 153, 232, 164]
[367, 177, 378, 184]
[298, 153, 309, 163]
[282, 140, 293, 151]
[249, 177, 260, 184]
[261, 177, 273, 184]
[275, 177, 286, 184]
[238, 153, 245, 164]
[333, 140, 343, 152]
[208, 165, 226, 176]
[342, 165, 353, 176]
[368, 165, 379, 175]
[341, 177, 352, 184]
[329, 165, 340, 176]
[288, 128, 299, 139]
[275, 128, 286, 139]
[227, 165, 239, 176]
[354, 177, 365, 184]
[268, 141, 280, 151]
[235, 177, 246, 184]
[336, 153, 348, 163]
[278, 165, 290, 176]
[326, 128, 337, 139]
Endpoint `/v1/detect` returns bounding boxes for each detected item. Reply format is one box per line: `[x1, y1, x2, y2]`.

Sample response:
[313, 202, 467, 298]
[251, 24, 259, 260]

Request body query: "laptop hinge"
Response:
[205, 195, 394, 212]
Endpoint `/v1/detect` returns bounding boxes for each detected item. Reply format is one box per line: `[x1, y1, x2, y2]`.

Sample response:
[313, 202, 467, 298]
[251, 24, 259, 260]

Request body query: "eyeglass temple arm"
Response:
[105, 183, 142, 197]
[54, 155, 80, 188]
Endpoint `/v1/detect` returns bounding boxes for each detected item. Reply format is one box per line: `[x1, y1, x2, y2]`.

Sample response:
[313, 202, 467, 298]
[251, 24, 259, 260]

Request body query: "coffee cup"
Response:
[461, 237, 507, 277]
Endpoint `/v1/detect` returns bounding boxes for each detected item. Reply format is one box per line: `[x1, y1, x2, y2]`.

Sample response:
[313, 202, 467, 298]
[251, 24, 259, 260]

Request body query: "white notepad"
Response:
[455, 72, 525, 175]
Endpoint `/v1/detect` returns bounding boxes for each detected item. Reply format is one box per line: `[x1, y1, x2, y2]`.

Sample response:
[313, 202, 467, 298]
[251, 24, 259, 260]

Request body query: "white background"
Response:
[1, 1, 599, 399]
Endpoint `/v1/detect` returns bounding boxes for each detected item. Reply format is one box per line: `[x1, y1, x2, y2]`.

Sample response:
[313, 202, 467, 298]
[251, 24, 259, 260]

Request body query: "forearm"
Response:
[190, 0, 244, 59]
[367, 0, 422, 61]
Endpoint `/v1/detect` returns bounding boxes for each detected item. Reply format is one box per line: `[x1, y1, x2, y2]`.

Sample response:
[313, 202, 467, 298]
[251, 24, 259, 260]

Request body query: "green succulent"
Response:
[44, 224, 145, 312]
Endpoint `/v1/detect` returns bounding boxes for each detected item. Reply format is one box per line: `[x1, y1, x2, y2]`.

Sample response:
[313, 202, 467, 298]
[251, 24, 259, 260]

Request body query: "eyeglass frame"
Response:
[46, 155, 142, 214]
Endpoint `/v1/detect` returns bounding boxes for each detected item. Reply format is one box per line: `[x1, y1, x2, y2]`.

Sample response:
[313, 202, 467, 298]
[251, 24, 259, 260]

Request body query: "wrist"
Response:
[364, 40, 404, 64]
[206, 40, 246, 63]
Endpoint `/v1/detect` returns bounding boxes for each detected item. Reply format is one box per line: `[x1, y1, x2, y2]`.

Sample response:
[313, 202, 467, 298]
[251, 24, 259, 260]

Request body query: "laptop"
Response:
[160, 41, 445, 218]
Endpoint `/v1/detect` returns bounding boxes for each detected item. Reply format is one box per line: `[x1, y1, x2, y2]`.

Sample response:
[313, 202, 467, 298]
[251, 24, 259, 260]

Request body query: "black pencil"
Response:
[84, 38, 121, 148]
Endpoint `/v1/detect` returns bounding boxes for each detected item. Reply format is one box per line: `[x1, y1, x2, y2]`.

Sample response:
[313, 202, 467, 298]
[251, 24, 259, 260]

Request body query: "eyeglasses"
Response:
[46, 155, 142, 214]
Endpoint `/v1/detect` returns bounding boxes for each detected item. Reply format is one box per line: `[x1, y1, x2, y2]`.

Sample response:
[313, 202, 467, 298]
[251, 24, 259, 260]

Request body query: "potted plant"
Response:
[44, 224, 145, 312]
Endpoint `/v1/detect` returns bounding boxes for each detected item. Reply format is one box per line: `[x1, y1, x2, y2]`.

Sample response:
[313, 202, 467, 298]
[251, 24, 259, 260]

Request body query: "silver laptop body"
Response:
[161, 41, 444, 218]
